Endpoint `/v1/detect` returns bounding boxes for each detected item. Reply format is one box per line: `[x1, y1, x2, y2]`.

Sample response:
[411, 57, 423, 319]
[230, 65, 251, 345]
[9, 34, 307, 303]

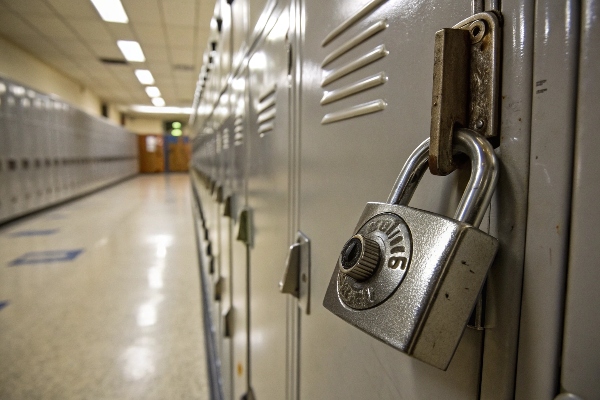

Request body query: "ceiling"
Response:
[0, 0, 214, 113]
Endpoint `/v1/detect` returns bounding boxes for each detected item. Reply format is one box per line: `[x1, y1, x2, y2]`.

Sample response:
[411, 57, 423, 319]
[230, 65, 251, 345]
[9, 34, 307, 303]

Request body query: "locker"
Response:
[228, 72, 251, 400]
[0, 79, 10, 220]
[189, 0, 600, 399]
[244, 4, 295, 399]
[0, 77, 138, 225]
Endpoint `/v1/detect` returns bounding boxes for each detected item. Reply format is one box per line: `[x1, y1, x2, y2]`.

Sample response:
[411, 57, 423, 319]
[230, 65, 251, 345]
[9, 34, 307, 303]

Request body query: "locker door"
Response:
[0, 79, 9, 221]
[559, 1, 600, 397]
[297, 0, 532, 398]
[215, 92, 235, 400]
[246, 5, 294, 399]
[229, 72, 251, 400]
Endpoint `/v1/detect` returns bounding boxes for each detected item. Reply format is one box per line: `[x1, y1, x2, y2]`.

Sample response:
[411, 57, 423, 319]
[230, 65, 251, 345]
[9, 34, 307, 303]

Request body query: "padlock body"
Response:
[323, 202, 498, 370]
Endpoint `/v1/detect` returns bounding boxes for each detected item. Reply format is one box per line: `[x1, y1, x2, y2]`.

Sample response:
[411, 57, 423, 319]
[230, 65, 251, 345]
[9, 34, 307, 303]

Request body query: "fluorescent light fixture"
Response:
[90, 0, 129, 23]
[151, 97, 165, 107]
[117, 40, 145, 62]
[134, 69, 154, 85]
[145, 86, 161, 97]
[131, 105, 193, 114]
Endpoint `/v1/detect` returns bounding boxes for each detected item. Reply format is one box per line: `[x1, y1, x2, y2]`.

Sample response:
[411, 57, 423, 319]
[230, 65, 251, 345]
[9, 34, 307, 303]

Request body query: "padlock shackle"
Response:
[387, 128, 498, 227]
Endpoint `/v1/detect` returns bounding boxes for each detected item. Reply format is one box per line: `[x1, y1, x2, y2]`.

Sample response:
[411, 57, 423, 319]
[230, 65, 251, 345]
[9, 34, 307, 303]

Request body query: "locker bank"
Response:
[0, 0, 599, 399]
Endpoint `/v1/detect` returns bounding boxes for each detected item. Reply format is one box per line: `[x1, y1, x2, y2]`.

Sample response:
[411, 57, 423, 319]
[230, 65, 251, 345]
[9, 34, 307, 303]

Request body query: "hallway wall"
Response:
[0, 35, 118, 124]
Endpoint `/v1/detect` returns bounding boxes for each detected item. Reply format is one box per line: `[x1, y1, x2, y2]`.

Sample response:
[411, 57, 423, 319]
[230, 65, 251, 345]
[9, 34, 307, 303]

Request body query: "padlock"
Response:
[323, 128, 498, 370]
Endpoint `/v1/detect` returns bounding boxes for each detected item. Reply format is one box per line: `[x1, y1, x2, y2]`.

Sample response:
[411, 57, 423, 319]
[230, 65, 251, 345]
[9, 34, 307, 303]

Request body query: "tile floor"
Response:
[0, 174, 209, 399]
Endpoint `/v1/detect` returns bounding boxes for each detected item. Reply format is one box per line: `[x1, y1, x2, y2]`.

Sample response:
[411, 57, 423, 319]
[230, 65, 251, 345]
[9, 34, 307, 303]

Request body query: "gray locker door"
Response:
[560, 0, 600, 398]
[246, 5, 294, 399]
[515, 0, 580, 397]
[216, 91, 236, 400]
[230, 72, 251, 400]
[297, 0, 533, 398]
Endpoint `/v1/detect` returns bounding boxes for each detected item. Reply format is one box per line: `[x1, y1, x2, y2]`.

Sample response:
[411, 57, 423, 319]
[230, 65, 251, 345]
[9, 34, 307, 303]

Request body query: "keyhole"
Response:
[341, 237, 362, 269]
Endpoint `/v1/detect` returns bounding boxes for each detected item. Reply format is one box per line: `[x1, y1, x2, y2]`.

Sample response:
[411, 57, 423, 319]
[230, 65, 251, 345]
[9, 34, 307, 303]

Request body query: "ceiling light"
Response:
[130, 105, 193, 114]
[117, 40, 145, 62]
[151, 97, 165, 107]
[145, 86, 161, 97]
[134, 69, 154, 85]
[90, 0, 129, 23]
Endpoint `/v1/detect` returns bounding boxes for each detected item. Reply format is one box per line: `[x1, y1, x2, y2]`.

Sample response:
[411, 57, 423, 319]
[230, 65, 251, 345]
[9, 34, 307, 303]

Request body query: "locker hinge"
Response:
[279, 231, 311, 314]
[236, 208, 253, 246]
[429, 11, 502, 175]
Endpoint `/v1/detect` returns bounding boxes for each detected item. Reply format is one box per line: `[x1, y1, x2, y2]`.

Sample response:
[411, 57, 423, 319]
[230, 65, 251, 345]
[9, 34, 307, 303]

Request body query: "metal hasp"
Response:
[324, 129, 499, 370]
[223, 308, 233, 338]
[429, 11, 502, 175]
[279, 231, 311, 314]
[214, 276, 223, 302]
[236, 208, 253, 246]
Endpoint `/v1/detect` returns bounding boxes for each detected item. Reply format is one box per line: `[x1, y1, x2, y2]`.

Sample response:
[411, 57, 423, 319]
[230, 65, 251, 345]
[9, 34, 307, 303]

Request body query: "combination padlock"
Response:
[323, 128, 499, 370]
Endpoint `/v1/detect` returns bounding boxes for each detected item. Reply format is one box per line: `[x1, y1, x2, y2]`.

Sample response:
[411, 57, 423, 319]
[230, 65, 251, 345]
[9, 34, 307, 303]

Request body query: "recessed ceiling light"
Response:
[145, 86, 161, 98]
[117, 40, 145, 62]
[152, 97, 166, 107]
[134, 69, 154, 85]
[90, 0, 129, 23]
[131, 105, 193, 114]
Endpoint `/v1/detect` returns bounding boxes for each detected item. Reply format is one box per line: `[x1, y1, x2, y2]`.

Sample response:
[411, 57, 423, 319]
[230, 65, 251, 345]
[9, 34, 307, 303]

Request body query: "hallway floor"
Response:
[0, 174, 209, 399]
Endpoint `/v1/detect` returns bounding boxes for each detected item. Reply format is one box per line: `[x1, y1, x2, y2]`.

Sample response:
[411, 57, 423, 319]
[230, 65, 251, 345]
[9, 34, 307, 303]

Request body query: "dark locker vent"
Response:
[320, 0, 388, 124]
[256, 85, 276, 137]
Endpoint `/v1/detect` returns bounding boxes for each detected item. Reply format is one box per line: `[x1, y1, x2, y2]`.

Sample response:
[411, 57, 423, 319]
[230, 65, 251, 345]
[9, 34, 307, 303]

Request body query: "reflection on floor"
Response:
[0, 174, 209, 399]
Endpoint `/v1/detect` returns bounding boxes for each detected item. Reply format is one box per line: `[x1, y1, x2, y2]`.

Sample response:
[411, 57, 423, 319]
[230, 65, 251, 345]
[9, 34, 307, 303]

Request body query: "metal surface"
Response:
[337, 213, 412, 310]
[452, 12, 502, 145]
[388, 129, 498, 227]
[280, 242, 301, 296]
[514, 0, 580, 398]
[324, 201, 498, 370]
[299, 0, 483, 397]
[279, 231, 311, 314]
[0, 76, 137, 225]
[560, 0, 600, 397]
[245, 6, 294, 399]
[186, 0, 555, 397]
[429, 12, 502, 176]
[324, 128, 498, 370]
[429, 28, 470, 176]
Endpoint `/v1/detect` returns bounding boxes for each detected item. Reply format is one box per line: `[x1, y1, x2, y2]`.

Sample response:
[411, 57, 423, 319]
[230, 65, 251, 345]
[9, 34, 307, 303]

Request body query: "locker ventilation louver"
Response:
[256, 85, 277, 136]
[234, 112, 244, 146]
[320, 0, 388, 124]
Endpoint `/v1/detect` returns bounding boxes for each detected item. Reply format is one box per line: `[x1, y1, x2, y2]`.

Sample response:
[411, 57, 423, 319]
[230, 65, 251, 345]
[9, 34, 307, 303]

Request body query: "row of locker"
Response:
[189, 0, 600, 399]
[0, 76, 138, 224]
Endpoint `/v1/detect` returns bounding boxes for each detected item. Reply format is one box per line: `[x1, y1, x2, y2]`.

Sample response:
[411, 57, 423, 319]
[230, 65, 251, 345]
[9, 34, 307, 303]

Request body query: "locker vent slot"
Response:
[321, 99, 386, 124]
[321, 72, 387, 105]
[234, 115, 244, 146]
[322, 19, 388, 67]
[321, 0, 388, 46]
[222, 128, 230, 150]
[321, 45, 388, 87]
[257, 85, 276, 137]
[320, 0, 388, 124]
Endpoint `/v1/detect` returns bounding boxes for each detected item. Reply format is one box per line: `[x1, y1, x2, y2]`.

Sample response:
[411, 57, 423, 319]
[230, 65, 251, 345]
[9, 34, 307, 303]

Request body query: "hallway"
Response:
[0, 174, 209, 399]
